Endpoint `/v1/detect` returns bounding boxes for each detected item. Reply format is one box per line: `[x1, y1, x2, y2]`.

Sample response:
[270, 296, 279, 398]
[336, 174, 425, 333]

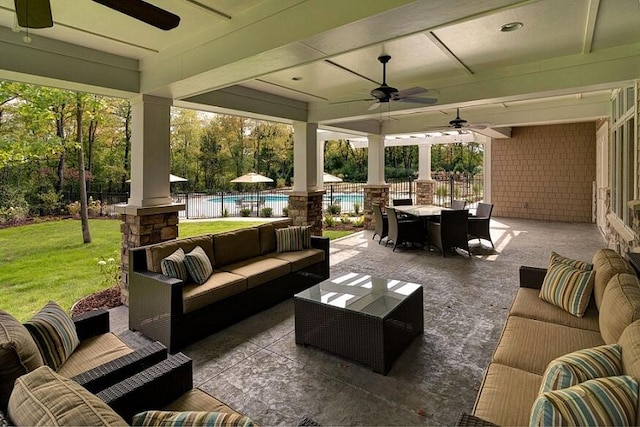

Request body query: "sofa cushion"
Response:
[161, 248, 189, 282]
[539, 344, 622, 393]
[300, 225, 312, 248]
[592, 249, 634, 310]
[530, 375, 638, 427]
[0, 310, 44, 411]
[619, 320, 640, 379]
[509, 288, 600, 332]
[213, 228, 261, 267]
[57, 332, 133, 378]
[550, 251, 593, 270]
[492, 316, 604, 375]
[147, 235, 214, 275]
[132, 410, 253, 427]
[539, 262, 594, 317]
[258, 219, 292, 255]
[268, 248, 325, 272]
[276, 226, 303, 252]
[472, 363, 542, 427]
[599, 273, 640, 344]
[184, 246, 214, 285]
[163, 389, 237, 413]
[7, 365, 128, 426]
[182, 272, 247, 314]
[24, 301, 80, 371]
[221, 256, 291, 289]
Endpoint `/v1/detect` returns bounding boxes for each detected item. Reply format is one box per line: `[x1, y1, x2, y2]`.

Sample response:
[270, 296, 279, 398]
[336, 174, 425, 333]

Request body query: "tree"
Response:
[75, 93, 91, 243]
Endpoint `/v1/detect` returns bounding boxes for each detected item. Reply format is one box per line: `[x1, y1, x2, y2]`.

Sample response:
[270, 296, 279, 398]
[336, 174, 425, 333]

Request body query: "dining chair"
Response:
[385, 207, 423, 251]
[426, 209, 471, 257]
[392, 198, 413, 206]
[372, 203, 389, 244]
[468, 202, 494, 248]
[451, 199, 466, 210]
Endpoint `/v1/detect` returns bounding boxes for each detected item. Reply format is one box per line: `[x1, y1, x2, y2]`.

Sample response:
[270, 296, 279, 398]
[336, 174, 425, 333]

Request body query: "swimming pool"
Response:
[207, 193, 364, 204]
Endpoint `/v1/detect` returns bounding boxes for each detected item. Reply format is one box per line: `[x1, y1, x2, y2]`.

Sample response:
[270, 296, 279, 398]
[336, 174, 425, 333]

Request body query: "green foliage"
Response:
[222, 208, 230, 217]
[240, 207, 251, 217]
[36, 190, 63, 216]
[260, 207, 273, 217]
[352, 216, 365, 227]
[97, 254, 120, 288]
[327, 204, 341, 215]
[282, 206, 289, 217]
[436, 186, 449, 197]
[353, 202, 361, 215]
[324, 214, 336, 227]
[339, 214, 352, 224]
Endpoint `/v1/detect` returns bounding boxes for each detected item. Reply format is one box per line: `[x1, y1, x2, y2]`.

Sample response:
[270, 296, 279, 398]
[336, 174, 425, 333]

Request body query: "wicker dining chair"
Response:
[426, 209, 471, 257]
[392, 198, 413, 206]
[451, 199, 466, 210]
[372, 203, 389, 244]
[468, 202, 494, 248]
[385, 207, 423, 251]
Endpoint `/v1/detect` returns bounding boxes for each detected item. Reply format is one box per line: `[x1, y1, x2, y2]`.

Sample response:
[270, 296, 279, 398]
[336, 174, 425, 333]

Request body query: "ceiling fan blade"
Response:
[91, 0, 180, 30]
[368, 102, 382, 111]
[14, 0, 53, 28]
[469, 123, 490, 130]
[394, 87, 428, 98]
[397, 97, 438, 105]
[329, 98, 373, 105]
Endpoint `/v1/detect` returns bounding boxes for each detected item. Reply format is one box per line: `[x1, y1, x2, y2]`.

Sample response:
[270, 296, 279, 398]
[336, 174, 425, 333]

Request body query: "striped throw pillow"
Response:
[183, 246, 213, 285]
[276, 227, 303, 252]
[132, 410, 253, 427]
[301, 225, 312, 249]
[24, 301, 80, 371]
[539, 262, 595, 317]
[161, 248, 189, 281]
[530, 376, 638, 426]
[550, 251, 593, 271]
[539, 344, 622, 393]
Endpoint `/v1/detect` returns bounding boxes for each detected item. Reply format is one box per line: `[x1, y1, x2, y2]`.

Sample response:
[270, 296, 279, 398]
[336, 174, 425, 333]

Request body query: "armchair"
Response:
[426, 209, 471, 257]
[468, 202, 494, 249]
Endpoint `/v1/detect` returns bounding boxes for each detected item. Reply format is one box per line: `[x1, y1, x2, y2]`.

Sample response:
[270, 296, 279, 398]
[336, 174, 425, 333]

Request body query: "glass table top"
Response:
[295, 272, 422, 318]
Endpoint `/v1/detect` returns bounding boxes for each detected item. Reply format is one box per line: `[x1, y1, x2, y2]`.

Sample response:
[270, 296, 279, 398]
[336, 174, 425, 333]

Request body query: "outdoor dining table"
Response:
[393, 204, 451, 218]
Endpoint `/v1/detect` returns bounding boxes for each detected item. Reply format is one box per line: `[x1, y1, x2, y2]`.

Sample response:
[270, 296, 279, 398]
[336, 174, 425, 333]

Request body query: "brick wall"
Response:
[491, 122, 596, 222]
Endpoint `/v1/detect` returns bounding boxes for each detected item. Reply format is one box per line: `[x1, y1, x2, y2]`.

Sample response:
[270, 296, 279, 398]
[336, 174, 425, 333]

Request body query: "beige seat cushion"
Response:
[473, 363, 542, 427]
[599, 273, 640, 344]
[492, 316, 604, 375]
[8, 365, 128, 426]
[258, 219, 293, 255]
[182, 272, 247, 314]
[509, 288, 600, 332]
[0, 310, 44, 411]
[268, 248, 325, 272]
[592, 249, 634, 310]
[619, 320, 640, 380]
[146, 235, 214, 275]
[221, 256, 291, 289]
[57, 333, 133, 378]
[164, 389, 239, 414]
[213, 228, 261, 266]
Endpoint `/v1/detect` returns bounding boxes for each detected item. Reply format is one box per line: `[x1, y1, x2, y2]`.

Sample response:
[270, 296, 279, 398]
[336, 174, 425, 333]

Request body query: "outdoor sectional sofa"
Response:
[129, 218, 330, 352]
[459, 249, 640, 426]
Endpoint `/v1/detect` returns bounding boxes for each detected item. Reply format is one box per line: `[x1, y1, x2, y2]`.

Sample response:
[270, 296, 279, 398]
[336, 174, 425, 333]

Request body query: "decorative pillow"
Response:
[24, 301, 79, 371]
[8, 366, 128, 426]
[0, 310, 44, 412]
[530, 376, 638, 427]
[183, 246, 213, 285]
[550, 251, 593, 271]
[161, 248, 189, 281]
[276, 226, 303, 252]
[0, 410, 8, 427]
[301, 225, 312, 249]
[132, 410, 253, 427]
[539, 344, 622, 393]
[539, 262, 595, 317]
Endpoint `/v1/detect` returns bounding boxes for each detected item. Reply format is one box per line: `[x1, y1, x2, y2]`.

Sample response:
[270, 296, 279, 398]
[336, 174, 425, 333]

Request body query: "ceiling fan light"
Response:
[499, 22, 523, 32]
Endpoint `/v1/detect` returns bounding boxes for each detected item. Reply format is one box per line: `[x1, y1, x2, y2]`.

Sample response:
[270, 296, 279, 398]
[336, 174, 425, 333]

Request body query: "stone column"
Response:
[364, 134, 389, 230]
[364, 184, 390, 230]
[416, 143, 435, 205]
[290, 122, 325, 235]
[117, 95, 184, 305]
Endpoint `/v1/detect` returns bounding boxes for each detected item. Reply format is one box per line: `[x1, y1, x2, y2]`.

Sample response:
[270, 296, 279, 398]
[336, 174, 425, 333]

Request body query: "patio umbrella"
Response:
[126, 174, 188, 183]
[323, 172, 343, 204]
[230, 172, 274, 183]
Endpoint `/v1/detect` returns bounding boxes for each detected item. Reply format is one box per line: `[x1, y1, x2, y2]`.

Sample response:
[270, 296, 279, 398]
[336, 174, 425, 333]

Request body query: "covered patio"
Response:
[110, 217, 605, 426]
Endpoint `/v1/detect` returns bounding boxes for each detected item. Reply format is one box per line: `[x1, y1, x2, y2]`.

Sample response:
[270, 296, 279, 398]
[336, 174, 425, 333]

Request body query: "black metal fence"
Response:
[61, 173, 484, 219]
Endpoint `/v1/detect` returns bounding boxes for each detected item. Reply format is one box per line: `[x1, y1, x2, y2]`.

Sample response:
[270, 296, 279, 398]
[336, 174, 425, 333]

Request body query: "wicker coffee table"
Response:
[294, 272, 424, 374]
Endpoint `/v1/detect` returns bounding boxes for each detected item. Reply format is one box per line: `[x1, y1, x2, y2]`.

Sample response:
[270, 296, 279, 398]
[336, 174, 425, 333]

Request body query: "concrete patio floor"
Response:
[110, 217, 606, 426]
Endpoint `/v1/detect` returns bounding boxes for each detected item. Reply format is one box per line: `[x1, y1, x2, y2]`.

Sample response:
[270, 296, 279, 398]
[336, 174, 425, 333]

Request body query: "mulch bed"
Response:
[71, 286, 123, 317]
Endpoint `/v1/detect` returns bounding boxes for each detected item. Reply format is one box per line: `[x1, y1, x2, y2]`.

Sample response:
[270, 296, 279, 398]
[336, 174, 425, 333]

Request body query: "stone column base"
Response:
[416, 180, 435, 205]
[364, 184, 390, 230]
[116, 203, 184, 305]
[288, 190, 325, 236]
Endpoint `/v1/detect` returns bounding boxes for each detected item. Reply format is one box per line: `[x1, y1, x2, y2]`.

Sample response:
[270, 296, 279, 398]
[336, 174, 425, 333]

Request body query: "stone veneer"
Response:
[363, 184, 390, 230]
[287, 190, 325, 235]
[415, 180, 435, 205]
[117, 204, 184, 305]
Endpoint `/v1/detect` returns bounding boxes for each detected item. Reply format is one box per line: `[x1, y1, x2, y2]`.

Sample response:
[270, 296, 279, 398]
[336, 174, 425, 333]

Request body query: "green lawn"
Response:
[0, 218, 355, 321]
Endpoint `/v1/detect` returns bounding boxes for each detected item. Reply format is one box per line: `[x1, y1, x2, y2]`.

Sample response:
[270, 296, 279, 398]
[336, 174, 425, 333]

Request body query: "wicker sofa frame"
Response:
[128, 223, 330, 352]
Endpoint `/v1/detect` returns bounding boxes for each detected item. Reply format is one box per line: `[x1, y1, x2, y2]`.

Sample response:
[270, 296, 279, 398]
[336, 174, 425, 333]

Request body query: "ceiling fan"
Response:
[447, 108, 489, 129]
[334, 54, 438, 111]
[14, 0, 180, 31]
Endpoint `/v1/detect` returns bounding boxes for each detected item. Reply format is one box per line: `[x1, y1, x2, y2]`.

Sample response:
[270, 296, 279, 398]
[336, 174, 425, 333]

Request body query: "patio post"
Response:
[364, 133, 389, 230]
[416, 143, 435, 205]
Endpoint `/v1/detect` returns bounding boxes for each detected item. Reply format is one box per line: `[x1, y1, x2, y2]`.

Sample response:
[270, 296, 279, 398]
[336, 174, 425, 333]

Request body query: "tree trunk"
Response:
[76, 94, 91, 243]
[55, 109, 66, 193]
[121, 102, 131, 192]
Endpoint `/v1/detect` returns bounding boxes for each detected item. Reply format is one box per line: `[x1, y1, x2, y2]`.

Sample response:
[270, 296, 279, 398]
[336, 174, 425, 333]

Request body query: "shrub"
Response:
[240, 207, 251, 217]
[327, 204, 341, 215]
[339, 214, 351, 224]
[324, 214, 336, 227]
[67, 201, 81, 216]
[353, 216, 365, 227]
[436, 187, 449, 198]
[222, 208, 230, 217]
[260, 207, 273, 218]
[0, 205, 29, 224]
[353, 202, 361, 215]
[37, 190, 62, 215]
[88, 197, 102, 217]
[282, 206, 289, 217]
[97, 254, 121, 288]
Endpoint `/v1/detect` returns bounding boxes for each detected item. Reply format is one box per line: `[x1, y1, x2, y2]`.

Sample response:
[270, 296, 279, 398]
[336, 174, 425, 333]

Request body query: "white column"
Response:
[367, 134, 385, 185]
[293, 121, 319, 192]
[418, 143, 433, 180]
[317, 138, 325, 190]
[128, 95, 172, 207]
[483, 139, 492, 203]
